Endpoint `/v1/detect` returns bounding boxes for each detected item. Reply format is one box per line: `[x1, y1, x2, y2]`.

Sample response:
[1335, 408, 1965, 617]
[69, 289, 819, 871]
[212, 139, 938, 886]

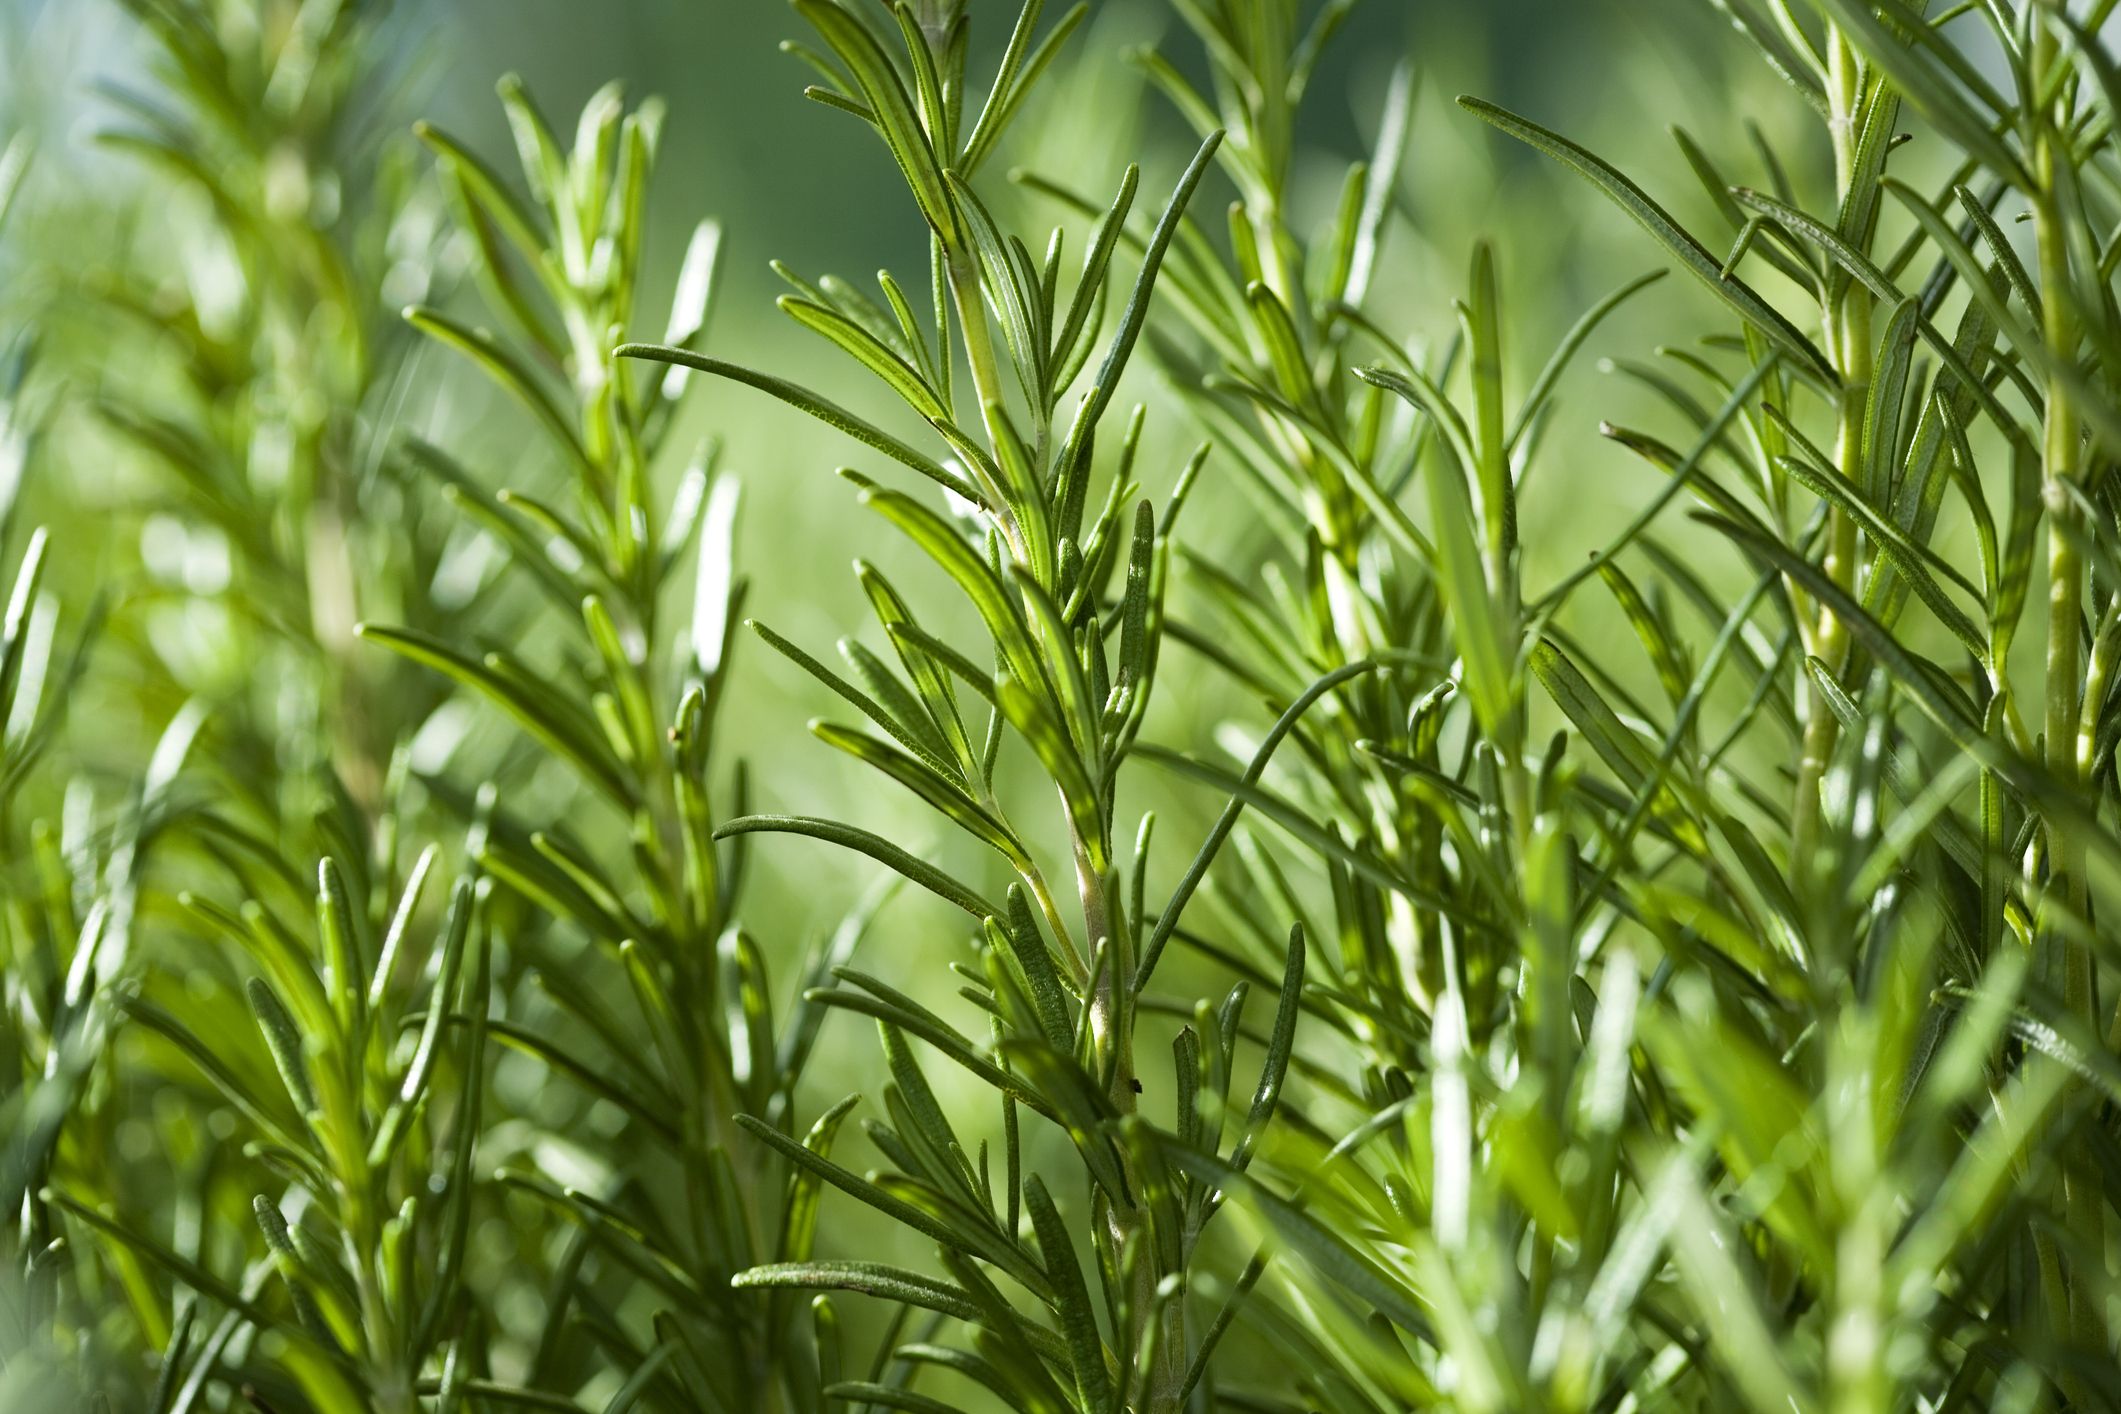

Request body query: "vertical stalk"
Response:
[1793, 32, 1873, 867]
[1811, 38, 1890, 1414]
[945, 247, 1044, 578]
[1084, 839, 1183, 1414]
[947, 249, 1010, 441]
[2032, 48, 2087, 1019]
[940, 132, 1184, 1403]
[2029, 13, 2106, 1371]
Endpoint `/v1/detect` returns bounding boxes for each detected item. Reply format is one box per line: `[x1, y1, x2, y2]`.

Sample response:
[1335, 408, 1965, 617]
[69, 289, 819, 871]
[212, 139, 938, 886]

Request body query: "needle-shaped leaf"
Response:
[612, 346, 981, 503]
[1882, 177, 2121, 451]
[1508, 269, 1666, 455]
[990, 887, 1077, 1045]
[405, 306, 588, 469]
[994, 674, 1105, 871]
[738, 1113, 1036, 1285]
[1345, 61, 1414, 308]
[751, 620, 955, 778]
[414, 120, 549, 274]
[1463, 240, 1512, 562]
[714, 814, 1001, 919]
[1229, 923, 1304, 1173]
[1023, 1174, 1113, 1410]
[1861, 296, 1919, 500]
[356, 624, 634, 808]
[1458, 97, 1833, 383]
[246, 977, 318, 1121]
[1726, 186, 2038, 437]
[1422, 429, 1514, 739]
[45, 1189, 298, 1340]
[1698, 511, 1982, 737]
[370, 877, 476, 1166]
[1148, 1134, 1433, 1340]
[811, 720, 1024, 863]
[1530, 641, 1707, 855]
[860, 486, 1047, 695]
[1803, 0, 2027, 187]
[794, 0, 958, 238]
[1054, 129, 1225, 492]
[1139, 660, 1381, 988]
[781, 295, 948, 421]
[1772, 451, 1987, 661]
[736, 1260, 982, 1322]
[961, 1, 1088, 175]
[1049, 164, 1138, 400]
[859, 562, 983, 775]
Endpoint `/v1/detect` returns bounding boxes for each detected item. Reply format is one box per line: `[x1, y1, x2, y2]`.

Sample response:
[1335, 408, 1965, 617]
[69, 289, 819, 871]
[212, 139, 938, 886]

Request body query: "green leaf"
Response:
[860, 562, 983, 775]
[1148, 1135, 1433, 1339]
[738, 1113, 1039, 1287]
[471, 1012, 679, 1146]
[1138, 661, 1382, 988]
[985, 894, 1075, 1051]
[1802, 0, 2026, 186]
[1457, 96, 1833, 383]
[962, 2, 1088, 175]
[245, 977, 318, 1120]
[774, 1095, 860, 1266]
[1431, 443, 1515, 740]
[821, 1384, 963, 1414]
[713, 814, 1001, 919]
[860, 487, 1047, 698]
[413, 120, 547, 274]
[1698, 512, 1979, 732]
[1345, 61, 1414, 308]
[356, 624, 635, 808]
[994, 674, 1106, 873]
[1529, 641, 1706, 855]
[734, 1260, 983, 1325]
[1247, 281, 1314, 407]
[370, 878, 476, 1166]
[1882, 177, 2121, 452]
[1464, 240, 1512, 560]
[405, 305, 588, 469]
[781, 295, 948, 421]
[1049, 163, 1138, 402]
[1509, 269, 1666, 455]
[1230, 923, 1303, 1172]
[1769, 451, 1988, 662]
[752, 620, 957, 780]
[794, 0, 958, 238]
[1726, 186, 2036, 439]
[612, 346, 981, 503]
[811, 720, 1026, 864]
[1023, 1174, 1112, 1410]
[45, 1189, 301, 1342]
[1054, 129, 1225, 492]
[1860, 296, 1919, 501]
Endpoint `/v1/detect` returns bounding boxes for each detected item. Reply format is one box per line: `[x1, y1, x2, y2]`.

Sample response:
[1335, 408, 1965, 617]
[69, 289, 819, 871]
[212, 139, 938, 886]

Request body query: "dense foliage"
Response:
[7, 0, 2121, 1410]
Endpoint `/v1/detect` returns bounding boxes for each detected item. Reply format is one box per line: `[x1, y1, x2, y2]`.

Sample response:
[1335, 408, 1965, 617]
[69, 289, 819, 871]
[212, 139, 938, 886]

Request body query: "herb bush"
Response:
[5, 0, 2121, 1410]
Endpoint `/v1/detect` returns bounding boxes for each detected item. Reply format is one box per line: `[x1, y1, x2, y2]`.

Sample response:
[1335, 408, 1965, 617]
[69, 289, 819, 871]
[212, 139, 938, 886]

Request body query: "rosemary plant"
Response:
[10, 0, 2121, 1411]
[618, 3, 1314, 1410]
[1, 162, 117, 1389]
[85, 0, 453, 808]
[1446, 1, 2121, 1404]
[1085, 0, 2121, 1409]
[20, 4, 523, 1409]
[372, 68, 874, 1413]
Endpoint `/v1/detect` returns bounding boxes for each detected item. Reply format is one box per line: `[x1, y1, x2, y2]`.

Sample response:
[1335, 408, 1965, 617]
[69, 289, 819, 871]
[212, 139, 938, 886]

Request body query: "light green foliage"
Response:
[7, 0, 2121, 1411]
